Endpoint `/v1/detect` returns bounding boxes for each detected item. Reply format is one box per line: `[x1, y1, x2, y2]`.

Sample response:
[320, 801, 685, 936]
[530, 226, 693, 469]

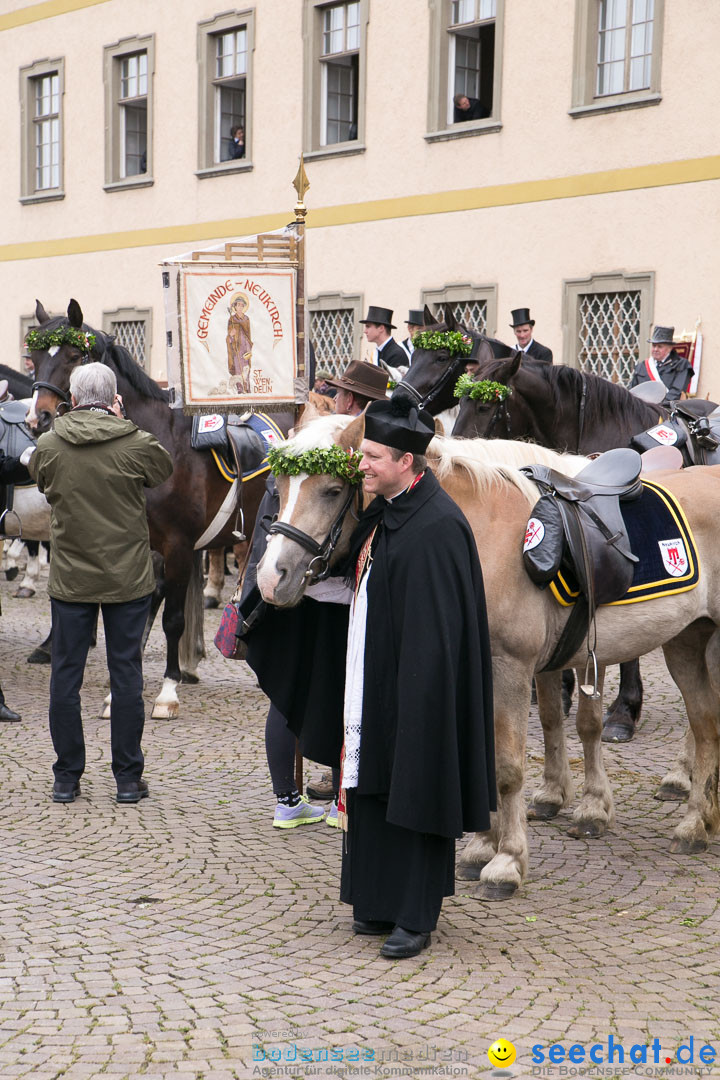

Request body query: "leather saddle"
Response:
[522, 448, 643, 675]
[0, 399, 35, 463]
[190, 412, 266, 479]
[630, 397, 720, 466]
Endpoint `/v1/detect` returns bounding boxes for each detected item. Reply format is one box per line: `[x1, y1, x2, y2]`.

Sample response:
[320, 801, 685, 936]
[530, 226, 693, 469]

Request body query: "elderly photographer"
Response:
[28, 362, 173, 804]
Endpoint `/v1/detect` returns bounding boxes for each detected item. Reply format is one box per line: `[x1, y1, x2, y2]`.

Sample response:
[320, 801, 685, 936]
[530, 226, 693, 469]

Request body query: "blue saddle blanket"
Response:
[550, 479, 700, 607]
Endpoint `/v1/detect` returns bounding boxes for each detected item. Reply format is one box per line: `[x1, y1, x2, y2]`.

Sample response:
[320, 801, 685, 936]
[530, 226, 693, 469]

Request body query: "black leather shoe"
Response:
[0, 703, 21, 722]
[116, 779, 149, 804]
[52, 781, 81, 803]
[380, 926, 431, 959]
[352, 919, 394, 936]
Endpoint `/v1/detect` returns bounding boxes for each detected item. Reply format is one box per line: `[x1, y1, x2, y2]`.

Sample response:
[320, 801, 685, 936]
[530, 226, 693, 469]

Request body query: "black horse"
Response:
[26, 298, 281, 717]
[0, 364, 33, 401]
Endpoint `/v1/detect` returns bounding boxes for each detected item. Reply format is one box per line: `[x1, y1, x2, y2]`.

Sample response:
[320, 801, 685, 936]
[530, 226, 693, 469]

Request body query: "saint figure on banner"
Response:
[226, 292, 253, 393]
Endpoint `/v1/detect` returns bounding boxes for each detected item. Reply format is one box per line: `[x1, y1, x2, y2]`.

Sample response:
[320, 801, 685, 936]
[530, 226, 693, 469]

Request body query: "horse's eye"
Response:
[323, 486, 343, 499]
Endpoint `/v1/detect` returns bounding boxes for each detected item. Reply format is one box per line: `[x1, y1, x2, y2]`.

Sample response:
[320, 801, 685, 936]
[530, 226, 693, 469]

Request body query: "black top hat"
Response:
[324, 360, 389, 401]
[647, 326, 676, 345]
[364, 397, 435, 454]
[359, 305, 396, 329]
[405, 310, 425, 325]
[509, 308, 535, 328]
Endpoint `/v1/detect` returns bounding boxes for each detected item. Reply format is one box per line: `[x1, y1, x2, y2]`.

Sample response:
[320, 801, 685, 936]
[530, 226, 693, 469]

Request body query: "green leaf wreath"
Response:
[25, 327, 96, 354]
[411, 330, 473, 357]
[454, 374, 513, 403]
[268, 444, 363, 484]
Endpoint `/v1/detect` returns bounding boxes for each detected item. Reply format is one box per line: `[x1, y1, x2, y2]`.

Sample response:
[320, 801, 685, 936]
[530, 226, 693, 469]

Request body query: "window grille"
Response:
[433, 299, 487, 334]
[111, 320, 147, 369]
[310, 308, 355, 377]
[577, 291, 641, 383]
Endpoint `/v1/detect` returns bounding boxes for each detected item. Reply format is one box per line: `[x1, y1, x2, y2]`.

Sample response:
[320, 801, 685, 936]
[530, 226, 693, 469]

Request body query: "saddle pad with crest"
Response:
[196, 411, 285, 484]
[549, 479, 699, 607]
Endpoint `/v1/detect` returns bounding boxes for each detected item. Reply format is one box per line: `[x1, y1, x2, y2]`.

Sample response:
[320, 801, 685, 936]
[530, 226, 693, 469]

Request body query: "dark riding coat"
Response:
[524, 339, 553, 364]
[375, 337, 408, 370]
[629, 350, 694, 402]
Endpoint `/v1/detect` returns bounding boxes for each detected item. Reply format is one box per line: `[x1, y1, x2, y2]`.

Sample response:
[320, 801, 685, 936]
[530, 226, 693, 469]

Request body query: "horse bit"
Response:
[266, 484, 362, 583]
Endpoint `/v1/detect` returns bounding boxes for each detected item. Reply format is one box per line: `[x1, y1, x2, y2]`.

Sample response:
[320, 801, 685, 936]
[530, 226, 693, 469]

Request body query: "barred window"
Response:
[432, 298, 487, 334]
[310, 308, 356, 377]
[577, 290, 642, 383]
[103, 308, 152, 370]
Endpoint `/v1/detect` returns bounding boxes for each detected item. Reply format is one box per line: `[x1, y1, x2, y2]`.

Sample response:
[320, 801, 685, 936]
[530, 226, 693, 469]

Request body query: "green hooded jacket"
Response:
[29, 410, 173, 603]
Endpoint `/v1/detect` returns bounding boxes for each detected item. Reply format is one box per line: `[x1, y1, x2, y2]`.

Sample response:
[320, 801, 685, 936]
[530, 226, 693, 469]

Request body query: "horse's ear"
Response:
[337, 413, 365, 450]
[35, 300, 50, 325]
[423, 304, 435, 326]
[443, 304, 456, 331]
[67, 299, 83, 328]
[494, 351, 523, 383]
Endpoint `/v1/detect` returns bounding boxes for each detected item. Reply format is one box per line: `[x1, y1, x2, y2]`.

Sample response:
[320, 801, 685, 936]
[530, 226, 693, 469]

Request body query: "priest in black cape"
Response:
[338, 397, 495, 959]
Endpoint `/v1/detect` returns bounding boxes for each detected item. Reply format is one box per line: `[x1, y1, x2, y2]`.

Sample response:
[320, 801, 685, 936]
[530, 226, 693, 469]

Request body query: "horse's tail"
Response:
[178, 551, 206, 675]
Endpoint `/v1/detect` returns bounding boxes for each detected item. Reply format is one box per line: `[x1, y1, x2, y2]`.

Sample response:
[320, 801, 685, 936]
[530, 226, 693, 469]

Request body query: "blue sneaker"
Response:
[273, 795, 326, 829]
[326, 800, 340, 828]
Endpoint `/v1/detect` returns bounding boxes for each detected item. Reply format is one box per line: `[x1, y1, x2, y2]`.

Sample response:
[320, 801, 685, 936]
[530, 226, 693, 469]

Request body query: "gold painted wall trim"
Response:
[0, 0, 110, 31]
[1, 154, 718, 263]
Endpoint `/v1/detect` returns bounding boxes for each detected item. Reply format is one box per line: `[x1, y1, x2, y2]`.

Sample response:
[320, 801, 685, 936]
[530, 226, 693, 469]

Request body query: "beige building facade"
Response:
[1, 0, 718, 393]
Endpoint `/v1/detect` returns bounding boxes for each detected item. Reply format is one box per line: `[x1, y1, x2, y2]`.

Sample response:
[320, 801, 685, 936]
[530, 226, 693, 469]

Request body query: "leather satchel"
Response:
[214, 600, 247, 660]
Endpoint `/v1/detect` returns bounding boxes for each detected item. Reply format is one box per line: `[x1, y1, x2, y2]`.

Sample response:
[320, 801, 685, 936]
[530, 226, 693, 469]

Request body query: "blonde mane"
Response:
[283, 416, 589, 504]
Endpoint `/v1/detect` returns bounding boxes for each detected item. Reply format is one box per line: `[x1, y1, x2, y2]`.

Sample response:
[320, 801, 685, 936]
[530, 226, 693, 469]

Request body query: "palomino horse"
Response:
[25, 298, 282, 717]
[255, 413, 720, 900]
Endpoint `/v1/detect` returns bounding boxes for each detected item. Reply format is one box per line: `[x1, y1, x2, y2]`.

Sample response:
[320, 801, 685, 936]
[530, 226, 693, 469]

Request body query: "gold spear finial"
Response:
[292, 155, 310, 221]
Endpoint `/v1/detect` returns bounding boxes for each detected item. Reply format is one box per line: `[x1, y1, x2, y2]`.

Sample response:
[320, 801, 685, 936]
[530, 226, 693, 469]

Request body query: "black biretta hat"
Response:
[364, 397, 435, 454]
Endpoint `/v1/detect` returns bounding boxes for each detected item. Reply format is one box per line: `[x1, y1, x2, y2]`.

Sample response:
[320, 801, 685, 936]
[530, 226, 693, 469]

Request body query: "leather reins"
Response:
[267, 483, 362, 583]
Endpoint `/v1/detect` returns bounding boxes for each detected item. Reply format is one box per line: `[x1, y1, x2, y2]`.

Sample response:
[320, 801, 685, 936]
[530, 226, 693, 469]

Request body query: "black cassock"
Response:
[244, 470, 496, 933]
[340, 470, 495, 931]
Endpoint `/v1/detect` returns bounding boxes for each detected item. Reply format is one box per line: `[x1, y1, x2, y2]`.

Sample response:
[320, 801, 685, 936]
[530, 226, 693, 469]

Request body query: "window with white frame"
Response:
[571, 0, 663, 116]
[309, 293, 363, 377]
[104, 37, 154, 187]
[563, 272, 654, 380]
[320, 2, 359, 145]
[303, 0, 368, 156]
[103, 308, 152, 370]
[198, 11, 255, 174]
[426, 0, 503, 137]
[20, 58, 64, 201]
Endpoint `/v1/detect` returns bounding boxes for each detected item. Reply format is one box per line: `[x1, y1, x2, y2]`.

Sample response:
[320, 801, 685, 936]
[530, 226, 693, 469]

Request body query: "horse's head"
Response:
[392, 304, 489, 416]
[257, 413, 366, 608]
[453, 351, 552, 439]
[25, 299, 105, 433]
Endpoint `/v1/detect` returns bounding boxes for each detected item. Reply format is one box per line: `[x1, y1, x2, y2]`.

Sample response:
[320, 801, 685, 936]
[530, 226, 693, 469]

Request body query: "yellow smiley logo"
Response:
[488, 1039, 517, 1068]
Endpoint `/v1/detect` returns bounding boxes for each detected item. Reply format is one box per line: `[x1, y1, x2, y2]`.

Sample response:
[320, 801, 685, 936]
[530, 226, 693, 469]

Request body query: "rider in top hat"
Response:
[359, 306, 408, 371]
[399, 310, 425, 363]
[509, 308, 553, 365]
[629, 326, 694, 402]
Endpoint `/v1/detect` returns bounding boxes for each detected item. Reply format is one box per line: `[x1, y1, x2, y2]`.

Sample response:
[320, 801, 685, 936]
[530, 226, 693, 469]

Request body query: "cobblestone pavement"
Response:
[1, 568, 719, 1080]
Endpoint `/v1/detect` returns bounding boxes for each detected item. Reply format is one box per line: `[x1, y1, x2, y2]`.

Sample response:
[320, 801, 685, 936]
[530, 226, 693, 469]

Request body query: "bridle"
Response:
[267, 483, 362, 582]
[30, 339, 105, 416]
[398, 350, 467, 411]
[480, 394, 513, 438]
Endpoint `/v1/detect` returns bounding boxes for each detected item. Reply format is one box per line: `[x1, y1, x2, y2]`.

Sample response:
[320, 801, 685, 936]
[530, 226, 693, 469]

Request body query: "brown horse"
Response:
[25, 299, 284, 717]
[255, 414, 720, 900]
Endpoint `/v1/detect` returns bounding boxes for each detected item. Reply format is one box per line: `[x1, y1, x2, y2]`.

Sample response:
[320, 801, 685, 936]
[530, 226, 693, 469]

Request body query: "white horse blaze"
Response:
[25, 389, 40, 429]
[257, 474, 306, 601]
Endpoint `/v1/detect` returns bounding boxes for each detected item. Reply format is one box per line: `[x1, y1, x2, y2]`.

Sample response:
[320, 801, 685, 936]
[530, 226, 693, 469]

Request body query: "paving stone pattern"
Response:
[1, 572, 719, 1080]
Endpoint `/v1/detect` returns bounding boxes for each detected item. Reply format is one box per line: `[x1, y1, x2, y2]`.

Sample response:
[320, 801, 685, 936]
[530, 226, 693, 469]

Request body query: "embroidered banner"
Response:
[177, 265, 297, 409]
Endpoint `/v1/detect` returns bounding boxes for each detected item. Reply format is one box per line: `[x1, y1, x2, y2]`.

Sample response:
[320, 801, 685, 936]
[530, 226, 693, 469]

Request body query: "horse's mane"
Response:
[549, 365, 658, 427]
[284, 415, 588, 504]
[40, 314, 168, 403]
[429, 436, 588, 503]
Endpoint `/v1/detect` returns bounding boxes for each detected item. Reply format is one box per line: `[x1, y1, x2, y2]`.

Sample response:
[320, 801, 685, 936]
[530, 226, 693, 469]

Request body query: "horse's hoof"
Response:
[670, 836, 708, 855]
[475, 881, 518, 902]
[27, 648, 51, 665]
[203, 595, 219, 610]
[180, 671, 199, 684]
[654, 784, 689, 802]
[101, 704, 111, 719]
[13, 586, 35, 599]
[601, 720, 635, 743]
[527, 801, 561, 821]
[568, 820, 605, 839]
[5, 567, 19, 581]
[455, 863, 484, 881]
[152, 701, 180, 720]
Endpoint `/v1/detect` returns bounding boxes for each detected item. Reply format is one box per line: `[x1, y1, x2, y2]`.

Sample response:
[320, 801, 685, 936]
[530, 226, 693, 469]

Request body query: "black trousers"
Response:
[265, 703, 340, 795]
[49, 595, 152, 783]
[340, 790, 456, 933]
